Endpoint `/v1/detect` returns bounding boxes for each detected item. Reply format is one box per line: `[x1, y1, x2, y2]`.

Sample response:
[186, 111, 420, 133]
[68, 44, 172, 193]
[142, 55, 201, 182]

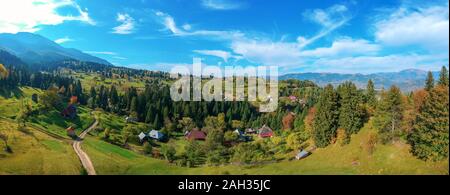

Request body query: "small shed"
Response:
[148, 130, 165, 141]
[185, 129, 207, 141]
[258, 125, 273, 138]
[66, 126, 76, 137]
[138, 132, 147, 141]
[295, 150, 310, 160]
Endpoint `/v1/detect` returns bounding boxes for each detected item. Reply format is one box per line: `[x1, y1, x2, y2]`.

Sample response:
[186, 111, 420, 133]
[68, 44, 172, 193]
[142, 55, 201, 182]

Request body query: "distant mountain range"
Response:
[280, 69, 441, 92]
[0, 32, 443, 92]
[0, 32, 111, 66]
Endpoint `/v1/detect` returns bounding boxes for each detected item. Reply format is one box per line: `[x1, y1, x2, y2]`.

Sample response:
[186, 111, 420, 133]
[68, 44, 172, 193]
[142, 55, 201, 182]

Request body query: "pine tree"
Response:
[425, 71, 434, 91]
[373, 85, 403, 141]
[438, 66, 449, 86]
[145, 105, 155, 123]
[153, 114, 161, 129]
[130, 96, 138, 113]
[338, 82, 364, 143]
[366, 79, 377, 107]
[409, 85, 449, 161]
[312, 84, 340, 148]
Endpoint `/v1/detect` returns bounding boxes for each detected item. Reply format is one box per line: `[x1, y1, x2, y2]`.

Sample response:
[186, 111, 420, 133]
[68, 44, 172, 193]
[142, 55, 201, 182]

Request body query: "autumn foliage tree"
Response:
[282, 112, 295, 130]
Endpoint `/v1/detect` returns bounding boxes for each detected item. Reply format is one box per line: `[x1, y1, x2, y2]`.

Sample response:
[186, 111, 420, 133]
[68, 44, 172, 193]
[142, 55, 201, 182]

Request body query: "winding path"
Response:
[73, 119, 98, 175]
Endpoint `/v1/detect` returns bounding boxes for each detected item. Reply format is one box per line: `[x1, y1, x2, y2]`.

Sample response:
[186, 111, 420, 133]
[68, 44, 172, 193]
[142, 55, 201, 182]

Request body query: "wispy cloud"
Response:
[201, 0, 245, 10]
[153, 4, 352, 68]
[85, 51, 117, 55]
[299, 4, 351, 48]
[112, 13, 136, 34]
[54, 37, 74, 44]
[193, 50, 242, 62]
[229, 4, 352, 66]
[154, 11, 244, 39]
[0, 0, 95, 33]
[112, 56, 127, 60]
[299, 38, 380, 58]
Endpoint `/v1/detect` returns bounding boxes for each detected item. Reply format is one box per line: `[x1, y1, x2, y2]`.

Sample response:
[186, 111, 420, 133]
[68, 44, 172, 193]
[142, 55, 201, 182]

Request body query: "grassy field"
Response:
[70, 71, 146, 93]
[0, 87, 89, 175]
[83, 120, 448, 175]
[0, 120, 82, 175]
[29, 106, 94, 137]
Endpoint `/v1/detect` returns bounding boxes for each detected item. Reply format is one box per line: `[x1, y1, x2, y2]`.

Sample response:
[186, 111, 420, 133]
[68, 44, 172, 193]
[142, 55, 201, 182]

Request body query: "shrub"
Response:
[143, 142, 153, 155]
[161, 144, 176, 163]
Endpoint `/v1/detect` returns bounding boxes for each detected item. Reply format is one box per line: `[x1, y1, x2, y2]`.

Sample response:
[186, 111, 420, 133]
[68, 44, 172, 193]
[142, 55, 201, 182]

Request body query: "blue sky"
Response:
[0, 0, 448, 74]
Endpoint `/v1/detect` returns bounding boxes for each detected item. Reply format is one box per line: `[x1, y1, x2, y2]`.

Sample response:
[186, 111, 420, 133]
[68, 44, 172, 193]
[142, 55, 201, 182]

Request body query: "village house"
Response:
[148, 130, 165, 141]
[234, 129, 251, 142]
[185, 129, 207, 141]
[258, 125, 274, 138]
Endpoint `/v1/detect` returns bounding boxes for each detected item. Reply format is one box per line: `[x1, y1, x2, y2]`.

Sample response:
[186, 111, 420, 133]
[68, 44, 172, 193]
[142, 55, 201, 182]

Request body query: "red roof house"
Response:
[258, 125, 274, 138]
[185, 129, 207, 141]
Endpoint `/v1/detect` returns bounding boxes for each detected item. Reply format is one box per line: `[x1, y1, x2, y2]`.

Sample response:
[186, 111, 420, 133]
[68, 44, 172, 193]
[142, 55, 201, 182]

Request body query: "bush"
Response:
[286, 131, 309, 150]
[364, 132, 378, 155]
[224, 131, 239, 142]
[161, 144, 176, 163]
[206, 146, 229, 166]
[231, 142, 272, 164]
[143, 142, 153, 155]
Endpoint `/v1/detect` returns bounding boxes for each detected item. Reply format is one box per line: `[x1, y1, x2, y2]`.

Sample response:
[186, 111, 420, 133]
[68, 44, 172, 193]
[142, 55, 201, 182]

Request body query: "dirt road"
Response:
[73, 119, 98, 175]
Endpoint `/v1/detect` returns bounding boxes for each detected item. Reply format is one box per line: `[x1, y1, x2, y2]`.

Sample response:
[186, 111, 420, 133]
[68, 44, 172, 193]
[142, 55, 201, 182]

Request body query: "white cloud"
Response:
[193, 50, 242, 62]
[304, 4, 348, 27]
[300, 4, 351, 48]
[182, 24, 192, 31]
[374, 4, 449, 51]
[155, 11, 182, 34]
[0, 0, 95, 33]
[300, 38, 380, 58]
[231, 39, 303, 66]
[152, 4, 354, 68]
[85, 51, 117, 55]
[112, 13, 135, 34]
[54, 36, 73, 44]
[154, 11, 244, 39]
[112, 56, 127, 60]
[201, 0, 244, 10]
